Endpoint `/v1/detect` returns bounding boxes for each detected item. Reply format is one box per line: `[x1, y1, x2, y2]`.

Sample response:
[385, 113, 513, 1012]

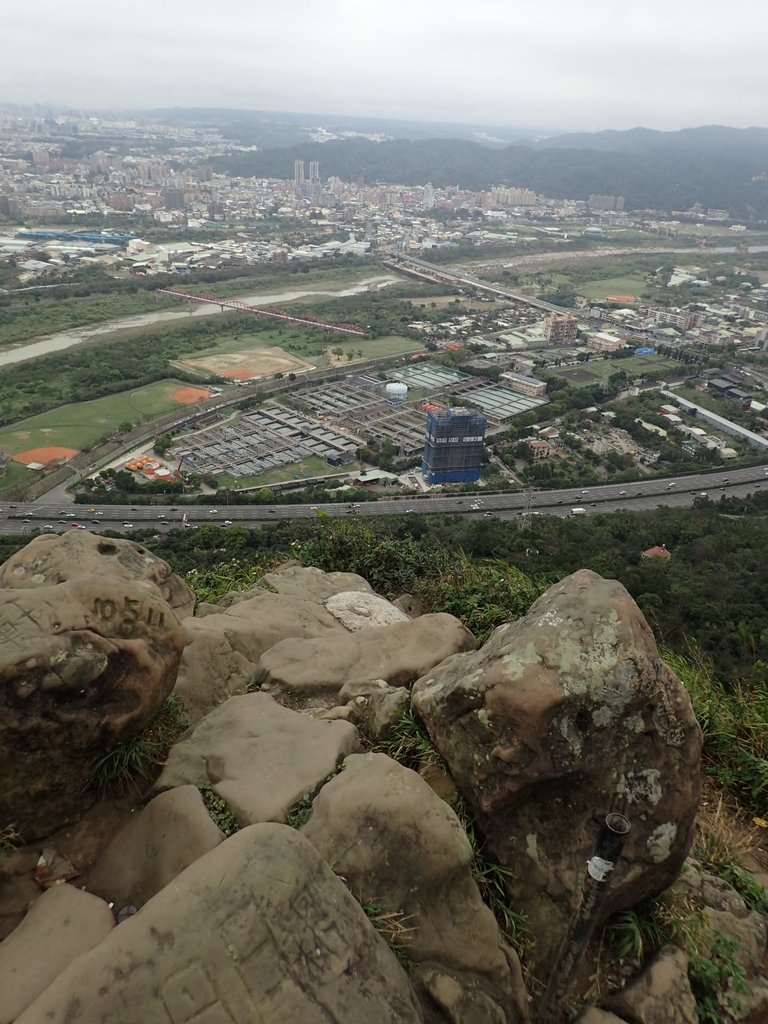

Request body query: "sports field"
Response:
[574, 274, 648, 301]
[0, 380, 211, 460]
[549, 366, 603, 386]
[176, 347, 315, 381]
[172, 328, 422, 372]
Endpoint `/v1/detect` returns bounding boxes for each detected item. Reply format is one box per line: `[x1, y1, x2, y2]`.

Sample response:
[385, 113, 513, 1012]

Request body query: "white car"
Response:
[122, 522, 133, 528]
[209, 508, 218, 514]
[223, 520, 233, 526]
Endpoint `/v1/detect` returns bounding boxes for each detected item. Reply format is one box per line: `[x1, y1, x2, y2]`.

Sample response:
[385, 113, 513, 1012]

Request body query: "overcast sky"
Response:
[2, 1, 765, 132]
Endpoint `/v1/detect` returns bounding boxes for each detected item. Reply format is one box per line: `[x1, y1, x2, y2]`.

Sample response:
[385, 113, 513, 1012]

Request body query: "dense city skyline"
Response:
[2, 1, 767, 133]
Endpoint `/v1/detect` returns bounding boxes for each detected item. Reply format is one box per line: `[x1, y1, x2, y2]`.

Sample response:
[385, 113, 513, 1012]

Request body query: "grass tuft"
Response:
[197, 782, 239, 836]
[361, 899, 416, 972]
[88, 694, 189, 792]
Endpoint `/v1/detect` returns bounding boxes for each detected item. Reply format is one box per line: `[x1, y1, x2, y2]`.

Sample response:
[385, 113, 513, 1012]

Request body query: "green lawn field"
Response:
[0, 461, 32, 495]
[218, 455, 349, 489]
[613, 355, 687, 375]
[0, 380, 199, 458]
[574, 275, 649, 300]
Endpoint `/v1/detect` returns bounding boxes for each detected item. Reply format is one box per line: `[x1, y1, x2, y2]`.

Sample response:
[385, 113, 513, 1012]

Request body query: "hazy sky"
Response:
[2, 0, 765, 132]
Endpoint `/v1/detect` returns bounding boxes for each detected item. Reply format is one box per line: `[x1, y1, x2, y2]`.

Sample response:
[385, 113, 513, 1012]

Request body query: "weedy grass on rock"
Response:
[0, 824, 20, 856]
[88, 694, 189, 792]
[360, 899, 416, 972]
[197, 782, 239, 837]
[604, 888, 750, 1021]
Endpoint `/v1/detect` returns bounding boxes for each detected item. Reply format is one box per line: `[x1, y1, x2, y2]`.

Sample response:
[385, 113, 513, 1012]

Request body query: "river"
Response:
[0, 274, 397, 368]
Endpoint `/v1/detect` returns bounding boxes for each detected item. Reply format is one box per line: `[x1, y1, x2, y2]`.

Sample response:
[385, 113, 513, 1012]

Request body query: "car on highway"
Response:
[223, 520, 233, 526]
[122, 522, 133, 528]
[69, 522, 79, 528]
[619, 490, 626, 495]
[209, 509, 218, 514]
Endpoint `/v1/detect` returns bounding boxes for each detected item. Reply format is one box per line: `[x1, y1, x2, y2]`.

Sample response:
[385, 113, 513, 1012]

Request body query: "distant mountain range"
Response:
[150, 107, 537, 148]
[172, 110, 768, 220]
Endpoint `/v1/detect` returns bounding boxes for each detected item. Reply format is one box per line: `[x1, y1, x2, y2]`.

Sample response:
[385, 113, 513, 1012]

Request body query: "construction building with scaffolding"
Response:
[422, 408, 487, 485]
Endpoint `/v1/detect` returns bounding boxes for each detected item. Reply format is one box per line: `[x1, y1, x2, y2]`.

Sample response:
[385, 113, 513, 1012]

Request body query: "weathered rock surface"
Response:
[0, 576, 185, 839]
[16, 824, 424, 1024]
[256, 613, 476, 698]
[324, 590, 409, 631]
[574, 1010, 628, 1024]
[174, 592, 348, 721]
[0, 883, 114, 1024]
[219, 564, 372, 608]
[412, 570, 702, 972]
[605, 945, 697, 1024]
[302, 753, 528, 1023]
[393, 593, 427, 618]
[673, 862, 768, 975]
[0, 530, 194, 618]
[173, 565, 405, 722]
[87, 786, 224, 909]
[156, 693, 361, 824]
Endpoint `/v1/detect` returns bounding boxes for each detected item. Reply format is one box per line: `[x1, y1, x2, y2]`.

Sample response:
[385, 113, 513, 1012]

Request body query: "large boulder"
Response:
[0, 576, 185, 840]
[155, 693, 362, 825]
[216, 564, 373, 610]
[86, 786, 225, 909]
[0, 531, 194, 618]
[255, 613, 476, 700]
[302, 753, 529, 1023]
[324, 591, 409, 631]
[16, 824, 424, 1024]
[412, 570, 702, 973]
[175, 592, 349, 721]
[0, 883, 114, 1024]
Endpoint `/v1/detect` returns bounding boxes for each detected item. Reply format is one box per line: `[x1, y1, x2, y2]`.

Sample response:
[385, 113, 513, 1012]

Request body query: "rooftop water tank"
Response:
[385, 382, 408, 408]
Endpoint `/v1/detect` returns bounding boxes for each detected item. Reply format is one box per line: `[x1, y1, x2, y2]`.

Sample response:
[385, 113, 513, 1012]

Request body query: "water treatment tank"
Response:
[385, 381, 408, 408]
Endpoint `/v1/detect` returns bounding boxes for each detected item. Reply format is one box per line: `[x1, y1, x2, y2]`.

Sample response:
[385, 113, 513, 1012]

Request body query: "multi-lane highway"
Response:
[2, 465, 767, 536]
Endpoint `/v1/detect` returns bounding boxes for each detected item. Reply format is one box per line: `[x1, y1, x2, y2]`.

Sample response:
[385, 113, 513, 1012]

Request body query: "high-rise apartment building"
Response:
[422, 408, 487, 485]
[588, 194, 625, 212]
[163, 188, 186, 211]
[294, 160, 305, 191]
[543, 314, 578, 344]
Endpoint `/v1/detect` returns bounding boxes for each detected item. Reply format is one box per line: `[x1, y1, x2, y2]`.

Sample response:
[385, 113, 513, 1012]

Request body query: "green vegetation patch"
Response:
[217, 455, 347, 489]
[0, 461, 32, 495]
[573, 274, 650, 300]
[0, 381, 192, 456]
